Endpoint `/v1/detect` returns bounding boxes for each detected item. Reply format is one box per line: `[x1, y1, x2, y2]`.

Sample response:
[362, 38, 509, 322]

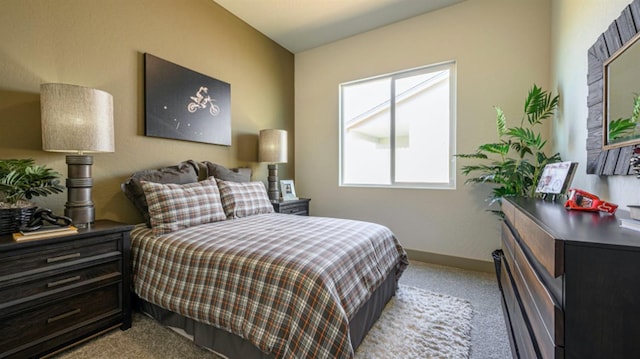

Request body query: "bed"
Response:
[122, 161, 408, 359]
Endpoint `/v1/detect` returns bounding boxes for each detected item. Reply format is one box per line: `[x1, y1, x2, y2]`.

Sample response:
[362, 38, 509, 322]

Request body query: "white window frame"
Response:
[339, 61, 457, 189]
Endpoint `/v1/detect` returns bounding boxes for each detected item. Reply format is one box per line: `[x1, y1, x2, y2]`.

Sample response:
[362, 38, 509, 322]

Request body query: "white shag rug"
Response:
[54, 285, 472, 359]
[355, 285, 473, 359]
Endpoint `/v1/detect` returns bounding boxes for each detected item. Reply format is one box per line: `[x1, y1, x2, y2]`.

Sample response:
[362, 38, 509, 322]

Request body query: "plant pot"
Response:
[0, 206, 37, 236]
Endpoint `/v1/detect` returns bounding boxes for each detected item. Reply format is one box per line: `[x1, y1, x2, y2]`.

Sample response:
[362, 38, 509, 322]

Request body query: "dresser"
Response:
[271, 198, 311, 216]
[496, 197, 640, 358]
[0, 220, 133, 358]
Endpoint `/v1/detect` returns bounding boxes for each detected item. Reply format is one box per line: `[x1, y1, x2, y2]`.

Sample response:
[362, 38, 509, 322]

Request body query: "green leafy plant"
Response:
[608, 93, 640, 141]
[456, 84, 562, 216]
[0, 159, 64, 208]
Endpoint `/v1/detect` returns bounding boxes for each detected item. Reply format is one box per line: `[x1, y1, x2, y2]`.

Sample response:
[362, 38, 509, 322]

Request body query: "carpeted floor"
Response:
[399, 261, 511, 358]
[53, 285, 473, 359]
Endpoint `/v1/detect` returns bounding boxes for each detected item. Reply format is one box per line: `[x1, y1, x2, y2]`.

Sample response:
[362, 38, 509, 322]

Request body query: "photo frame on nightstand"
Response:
[280, 179, 298, 200]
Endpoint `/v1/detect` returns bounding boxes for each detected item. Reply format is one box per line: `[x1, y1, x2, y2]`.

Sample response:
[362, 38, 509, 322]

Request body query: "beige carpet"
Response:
[54, 285, 472, 359]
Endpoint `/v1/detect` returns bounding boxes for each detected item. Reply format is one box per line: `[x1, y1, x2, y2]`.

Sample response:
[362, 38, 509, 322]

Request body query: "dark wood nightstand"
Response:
[0, 220, 133, 358]
[272, 198, 311, 216]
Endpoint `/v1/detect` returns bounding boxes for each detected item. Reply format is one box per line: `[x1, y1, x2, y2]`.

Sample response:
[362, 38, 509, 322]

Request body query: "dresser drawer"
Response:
[0, 233, 121, 278]
[502, 199, 564, 277]
[279, 203, 308, 215]
[0, 283, 121, 356]
[503, 223, 564, 359]
[500, 253, 537, 359]
[272, 199, 310, 216]
[0, 257, 121, 307]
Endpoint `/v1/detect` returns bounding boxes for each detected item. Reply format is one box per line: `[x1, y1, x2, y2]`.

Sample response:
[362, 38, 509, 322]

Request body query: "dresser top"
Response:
[507, 197, 640, 249]
[0, 219, 133, 250]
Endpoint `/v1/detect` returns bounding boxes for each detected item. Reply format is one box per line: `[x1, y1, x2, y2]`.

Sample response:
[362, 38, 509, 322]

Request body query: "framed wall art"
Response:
[144, 53, 231, 145]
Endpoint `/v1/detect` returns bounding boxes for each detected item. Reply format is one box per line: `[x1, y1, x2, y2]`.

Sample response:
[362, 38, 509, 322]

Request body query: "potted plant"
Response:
[456, 84, 562, 217]
[0, 159, 65, 235]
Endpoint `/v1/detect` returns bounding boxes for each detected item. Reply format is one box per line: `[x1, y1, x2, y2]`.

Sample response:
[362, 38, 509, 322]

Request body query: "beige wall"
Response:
[6, 0, 626, 266]
[551, 0, 640, 207]
[0, 0, 294, 224]
[295, 0, 552, 263]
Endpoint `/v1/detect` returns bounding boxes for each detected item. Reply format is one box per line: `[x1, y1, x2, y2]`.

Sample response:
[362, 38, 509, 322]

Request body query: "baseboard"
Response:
[404, 249, 494, 273]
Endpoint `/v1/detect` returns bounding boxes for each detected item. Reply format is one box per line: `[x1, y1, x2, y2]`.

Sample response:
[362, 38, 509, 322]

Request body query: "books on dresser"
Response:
[619, 218, 640, 232]
[12, 225, 78, 241]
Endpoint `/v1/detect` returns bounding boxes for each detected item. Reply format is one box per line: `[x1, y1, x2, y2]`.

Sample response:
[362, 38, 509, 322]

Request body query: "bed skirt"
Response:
[135, 267, 399, 359]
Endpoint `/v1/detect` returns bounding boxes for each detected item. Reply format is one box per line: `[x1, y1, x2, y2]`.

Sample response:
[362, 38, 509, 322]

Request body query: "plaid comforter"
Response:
[131, 213, 407, 359]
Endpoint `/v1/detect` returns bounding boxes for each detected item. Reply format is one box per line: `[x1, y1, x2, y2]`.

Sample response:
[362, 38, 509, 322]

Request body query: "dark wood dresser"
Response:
[272, 198, 311, 216]
[496, 197, 640, 358]
[0, 220, 133, 358]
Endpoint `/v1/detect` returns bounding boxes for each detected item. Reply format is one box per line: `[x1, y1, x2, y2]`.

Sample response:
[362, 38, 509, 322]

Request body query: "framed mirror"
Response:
[586, 0, 640, 175]
[603, 31, 640, 149]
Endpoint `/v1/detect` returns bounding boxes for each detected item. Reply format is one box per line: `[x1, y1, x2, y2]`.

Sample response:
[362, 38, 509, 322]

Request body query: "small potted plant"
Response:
[0, 159, 65, 235]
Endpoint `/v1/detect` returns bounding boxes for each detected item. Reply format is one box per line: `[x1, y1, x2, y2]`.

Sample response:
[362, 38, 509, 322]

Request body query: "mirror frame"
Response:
[586, 0, 640, 175]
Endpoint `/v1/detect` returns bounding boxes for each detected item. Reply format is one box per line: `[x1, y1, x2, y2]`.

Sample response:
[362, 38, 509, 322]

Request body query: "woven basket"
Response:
[0, 206, 36, 236]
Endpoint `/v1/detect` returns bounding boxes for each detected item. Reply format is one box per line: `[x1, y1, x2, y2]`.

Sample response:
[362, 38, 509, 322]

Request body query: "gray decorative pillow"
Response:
[216, 179, 274, 218]
[121, 160, 199, 226]
[193, 161, 209, 181]
[204, 161, 251, 182]
[141, 177, 226, 236]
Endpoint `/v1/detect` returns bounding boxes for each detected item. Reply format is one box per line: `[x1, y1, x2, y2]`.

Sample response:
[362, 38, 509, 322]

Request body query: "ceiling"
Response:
[212, 0, 465, 53]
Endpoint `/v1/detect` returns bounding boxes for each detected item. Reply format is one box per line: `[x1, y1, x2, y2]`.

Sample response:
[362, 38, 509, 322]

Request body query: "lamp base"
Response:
[65, 155, 95, 228]
[267, 164, 280, 202]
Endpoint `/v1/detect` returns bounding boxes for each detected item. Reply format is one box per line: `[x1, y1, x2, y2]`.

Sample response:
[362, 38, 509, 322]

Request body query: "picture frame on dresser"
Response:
[535, 161, 578, 196]
[280, 179, 298, 200]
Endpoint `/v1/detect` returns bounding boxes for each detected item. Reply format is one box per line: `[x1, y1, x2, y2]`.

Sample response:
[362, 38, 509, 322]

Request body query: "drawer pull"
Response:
[47, 275, 82, 288]
[47, 308, 81, 323]
[46, 253, 81, 263]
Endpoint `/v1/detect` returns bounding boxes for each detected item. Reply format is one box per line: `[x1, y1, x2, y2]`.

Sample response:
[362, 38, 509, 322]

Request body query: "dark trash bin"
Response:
[492, 249, 504, 290]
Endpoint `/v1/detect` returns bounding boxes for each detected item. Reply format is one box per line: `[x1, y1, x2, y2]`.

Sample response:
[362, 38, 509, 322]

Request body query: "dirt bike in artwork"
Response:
[187, 86, 220, 116]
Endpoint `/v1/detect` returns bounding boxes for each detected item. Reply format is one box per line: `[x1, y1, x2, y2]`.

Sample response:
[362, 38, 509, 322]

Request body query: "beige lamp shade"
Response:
[259, 129, 287, 163]
[40, 83, 114, 153]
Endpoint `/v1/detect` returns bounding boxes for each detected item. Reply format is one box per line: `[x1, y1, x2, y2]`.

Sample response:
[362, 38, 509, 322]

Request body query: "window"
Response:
[339, 61, 456, 189]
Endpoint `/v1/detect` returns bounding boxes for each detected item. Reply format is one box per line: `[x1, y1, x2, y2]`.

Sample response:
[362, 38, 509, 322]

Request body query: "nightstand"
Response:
[272, 198, 311, 216]
[0, 220, 133, 358]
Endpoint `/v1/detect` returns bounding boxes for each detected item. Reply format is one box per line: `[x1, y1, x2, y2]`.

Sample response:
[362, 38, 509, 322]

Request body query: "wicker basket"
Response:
[0, 206, 36, 236]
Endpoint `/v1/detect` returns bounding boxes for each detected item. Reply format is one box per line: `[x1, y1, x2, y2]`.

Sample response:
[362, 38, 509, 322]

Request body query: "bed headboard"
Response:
[121, 160, 251, 226]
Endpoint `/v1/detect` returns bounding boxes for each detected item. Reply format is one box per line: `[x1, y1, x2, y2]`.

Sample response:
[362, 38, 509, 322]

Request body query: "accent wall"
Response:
[0, 0, 294, 224]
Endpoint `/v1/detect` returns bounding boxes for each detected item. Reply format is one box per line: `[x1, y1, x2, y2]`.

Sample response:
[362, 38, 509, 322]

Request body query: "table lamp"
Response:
[259, 129, 287, 201]
[40, 83, 114, 227]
